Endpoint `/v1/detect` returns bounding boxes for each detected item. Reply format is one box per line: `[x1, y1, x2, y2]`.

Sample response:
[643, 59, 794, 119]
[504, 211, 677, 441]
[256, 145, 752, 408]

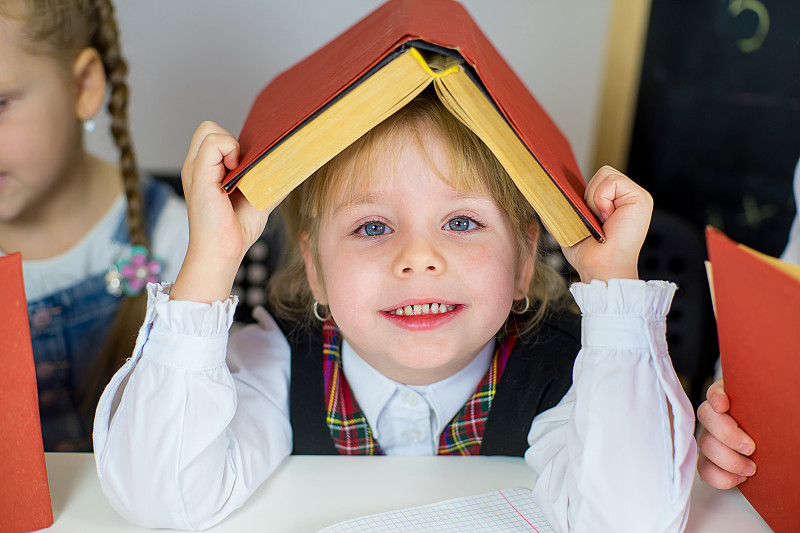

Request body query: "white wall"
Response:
[87, 0, 612, 179]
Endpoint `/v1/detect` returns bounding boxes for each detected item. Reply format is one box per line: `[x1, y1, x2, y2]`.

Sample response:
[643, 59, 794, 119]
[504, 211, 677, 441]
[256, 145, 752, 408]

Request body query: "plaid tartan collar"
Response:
[322, 323, 517, 456]
[322, 323, 384, 455]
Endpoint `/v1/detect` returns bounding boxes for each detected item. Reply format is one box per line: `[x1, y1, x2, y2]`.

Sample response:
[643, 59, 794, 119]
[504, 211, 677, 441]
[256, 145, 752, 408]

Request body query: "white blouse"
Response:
[93, 278, 697, 533]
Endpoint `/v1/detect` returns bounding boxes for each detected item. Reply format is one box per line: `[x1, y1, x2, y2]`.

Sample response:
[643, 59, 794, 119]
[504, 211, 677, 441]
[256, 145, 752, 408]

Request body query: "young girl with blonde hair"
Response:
[94, 91, 696, 532]
[0, 0, 188, 451]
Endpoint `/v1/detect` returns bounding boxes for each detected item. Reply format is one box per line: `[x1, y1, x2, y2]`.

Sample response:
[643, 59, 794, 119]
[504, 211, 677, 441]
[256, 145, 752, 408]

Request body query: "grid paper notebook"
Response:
[317, 487, 554, 532]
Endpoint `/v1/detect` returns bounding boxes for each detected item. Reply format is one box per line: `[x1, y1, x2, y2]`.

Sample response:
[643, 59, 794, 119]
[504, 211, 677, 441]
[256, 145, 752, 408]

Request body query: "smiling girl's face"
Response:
[302, 126, 535, 386]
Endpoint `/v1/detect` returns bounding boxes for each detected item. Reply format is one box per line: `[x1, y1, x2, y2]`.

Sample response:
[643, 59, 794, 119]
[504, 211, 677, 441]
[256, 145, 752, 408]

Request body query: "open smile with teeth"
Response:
[388, 303, 457, 316]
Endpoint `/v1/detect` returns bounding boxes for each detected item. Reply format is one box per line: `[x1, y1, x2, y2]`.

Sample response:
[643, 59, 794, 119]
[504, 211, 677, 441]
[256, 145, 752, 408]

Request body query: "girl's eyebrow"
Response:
[333, 190, 494, 216]
[332, 194, 380, 215]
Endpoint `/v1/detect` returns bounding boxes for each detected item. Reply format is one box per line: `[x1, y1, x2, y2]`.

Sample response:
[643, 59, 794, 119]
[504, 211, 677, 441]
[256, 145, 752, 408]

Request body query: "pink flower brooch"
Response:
[105, 245, 164, 297]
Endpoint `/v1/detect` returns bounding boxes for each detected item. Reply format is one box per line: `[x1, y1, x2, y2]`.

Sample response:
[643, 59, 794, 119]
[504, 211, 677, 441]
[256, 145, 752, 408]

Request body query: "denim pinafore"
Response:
[28, 179, 172, 451]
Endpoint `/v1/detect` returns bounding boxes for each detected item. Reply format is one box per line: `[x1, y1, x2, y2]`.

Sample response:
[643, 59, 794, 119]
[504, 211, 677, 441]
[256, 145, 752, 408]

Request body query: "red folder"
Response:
[706, 227, 800, 533]
[0, 253, 54, 532]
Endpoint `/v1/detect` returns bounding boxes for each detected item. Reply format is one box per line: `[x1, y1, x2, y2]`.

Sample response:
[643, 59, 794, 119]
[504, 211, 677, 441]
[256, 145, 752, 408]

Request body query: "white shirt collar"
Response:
[341, 338, 496, 442]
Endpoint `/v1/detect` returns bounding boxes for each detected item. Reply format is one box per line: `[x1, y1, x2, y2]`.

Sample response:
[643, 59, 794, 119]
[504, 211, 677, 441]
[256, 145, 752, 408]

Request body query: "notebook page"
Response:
[317, 487, 553, 532]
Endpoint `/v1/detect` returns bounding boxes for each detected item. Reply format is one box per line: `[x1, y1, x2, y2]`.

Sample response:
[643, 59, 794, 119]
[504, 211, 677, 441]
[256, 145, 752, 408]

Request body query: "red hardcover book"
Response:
[706, 227, 800, 533]
[0, 253, 54, 533]
[222, 0, 602, 247]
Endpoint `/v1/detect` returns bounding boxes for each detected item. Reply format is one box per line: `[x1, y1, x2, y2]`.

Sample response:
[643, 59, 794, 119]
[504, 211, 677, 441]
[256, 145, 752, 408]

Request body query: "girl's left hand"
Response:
[697, 379, 757, 489]
[561, 166, 653, 283]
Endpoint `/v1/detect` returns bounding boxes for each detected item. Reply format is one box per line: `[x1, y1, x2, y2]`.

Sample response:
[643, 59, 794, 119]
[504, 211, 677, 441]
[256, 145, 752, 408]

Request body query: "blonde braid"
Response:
[91, 0, 147, 247]
[82, 0, 150, 409]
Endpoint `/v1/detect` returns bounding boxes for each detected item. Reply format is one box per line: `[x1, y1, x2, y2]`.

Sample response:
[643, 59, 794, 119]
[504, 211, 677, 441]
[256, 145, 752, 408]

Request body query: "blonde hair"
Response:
[3, 0, 147, 406]
[269, 89, 570, 335]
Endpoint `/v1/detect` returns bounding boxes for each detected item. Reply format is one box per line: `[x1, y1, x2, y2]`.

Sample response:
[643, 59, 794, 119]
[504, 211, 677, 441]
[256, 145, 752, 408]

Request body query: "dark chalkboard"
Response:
[627, 0, 800, 257]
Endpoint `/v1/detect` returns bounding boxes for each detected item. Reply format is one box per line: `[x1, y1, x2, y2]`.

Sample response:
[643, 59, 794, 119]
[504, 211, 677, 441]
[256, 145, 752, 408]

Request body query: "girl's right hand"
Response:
[696, 379, 757, 489]
[170, 121, 275, 304]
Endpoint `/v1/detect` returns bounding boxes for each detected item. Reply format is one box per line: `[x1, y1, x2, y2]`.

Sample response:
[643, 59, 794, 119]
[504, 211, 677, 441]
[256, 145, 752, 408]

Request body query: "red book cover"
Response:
[0, 253, 54, 532]
[224, 0, 601, 240]
[706, 227, 800, 533]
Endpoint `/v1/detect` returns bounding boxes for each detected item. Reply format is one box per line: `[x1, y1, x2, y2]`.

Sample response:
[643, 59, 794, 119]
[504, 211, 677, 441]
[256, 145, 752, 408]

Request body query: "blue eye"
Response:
[358, 221, 391, 237]
[446, 217, 473, 231]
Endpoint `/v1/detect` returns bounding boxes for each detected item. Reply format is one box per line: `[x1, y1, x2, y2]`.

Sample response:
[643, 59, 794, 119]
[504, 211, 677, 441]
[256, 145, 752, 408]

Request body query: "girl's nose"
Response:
[393, 233, 446, 276]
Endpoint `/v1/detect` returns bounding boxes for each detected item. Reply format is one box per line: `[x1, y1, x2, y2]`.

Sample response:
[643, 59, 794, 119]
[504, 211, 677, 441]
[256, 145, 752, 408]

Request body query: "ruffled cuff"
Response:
[140, 282, 239, 370]
[569, 279, 676, 353]
[569, 279, 676, 317]
[149, 282, 238, 335]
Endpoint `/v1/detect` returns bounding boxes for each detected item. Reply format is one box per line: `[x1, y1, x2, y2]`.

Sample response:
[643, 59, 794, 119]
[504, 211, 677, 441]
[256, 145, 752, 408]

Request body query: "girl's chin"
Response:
[369, 352, 474, 385]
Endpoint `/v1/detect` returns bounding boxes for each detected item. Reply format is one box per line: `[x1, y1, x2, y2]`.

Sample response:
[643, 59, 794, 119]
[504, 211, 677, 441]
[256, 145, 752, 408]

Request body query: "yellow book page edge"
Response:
[432, 71, 589, 247]
[238, 50, 434, 210]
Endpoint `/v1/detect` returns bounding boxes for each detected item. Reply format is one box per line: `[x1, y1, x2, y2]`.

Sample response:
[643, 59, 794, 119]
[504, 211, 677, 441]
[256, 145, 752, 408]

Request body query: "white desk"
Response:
[44, 453, 771, 532]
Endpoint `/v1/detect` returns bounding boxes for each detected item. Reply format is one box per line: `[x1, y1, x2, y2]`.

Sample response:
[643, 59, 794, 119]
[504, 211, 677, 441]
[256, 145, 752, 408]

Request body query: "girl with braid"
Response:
[94, 90, 696, 532]
[0, 0, 188, 451]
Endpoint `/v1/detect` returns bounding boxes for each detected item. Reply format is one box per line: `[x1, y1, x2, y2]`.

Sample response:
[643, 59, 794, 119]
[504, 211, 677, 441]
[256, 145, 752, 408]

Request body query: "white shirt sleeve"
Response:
[780, 156, 800, 264]
[93, 283, 292, 530]
[525, 279, 697, 533]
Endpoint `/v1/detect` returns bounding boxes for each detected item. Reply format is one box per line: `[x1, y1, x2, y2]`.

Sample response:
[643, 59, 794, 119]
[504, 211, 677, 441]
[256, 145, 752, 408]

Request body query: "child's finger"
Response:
[697, 400, 755, 455]
[584, 166, 615, 221]
[697, 450, 747, 490]
[181, 121, 237, 190]
[705, 379, 730, 413]
[584, 166, 652, 223]
[187, 132, 240, 193]
[184, 121, 230, 164]
[588, 168, 653, 253]
[697, 427, 756, 479]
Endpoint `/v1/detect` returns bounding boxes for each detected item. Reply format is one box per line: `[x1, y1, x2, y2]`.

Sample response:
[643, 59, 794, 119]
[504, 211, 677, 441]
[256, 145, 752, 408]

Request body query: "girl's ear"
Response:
[514, 222, 539, 300]
[72, 47, 107, 121]
[299, 232, 327, 305]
